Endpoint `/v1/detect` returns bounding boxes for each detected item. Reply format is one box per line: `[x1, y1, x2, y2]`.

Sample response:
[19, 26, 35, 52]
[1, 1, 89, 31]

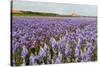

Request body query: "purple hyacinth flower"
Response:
[60, 42, 66, 53]
[55, 57, 61, 64]
[39, 46, 47, 58]
[29, 53, 37, 65]
[21, 45, 28, 59]
[12, 42, 20, 53]
[50, 37, 58, 49]
[65, 48, 72, 56]
[75, 45, 81, 58]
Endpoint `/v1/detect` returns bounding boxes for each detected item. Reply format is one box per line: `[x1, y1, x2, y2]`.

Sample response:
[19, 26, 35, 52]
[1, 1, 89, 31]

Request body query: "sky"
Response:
[12, 0, 97, 16]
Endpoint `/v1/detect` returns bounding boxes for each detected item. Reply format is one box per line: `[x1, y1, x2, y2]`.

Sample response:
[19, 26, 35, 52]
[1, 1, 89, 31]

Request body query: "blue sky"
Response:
[13, 0, 97, 16]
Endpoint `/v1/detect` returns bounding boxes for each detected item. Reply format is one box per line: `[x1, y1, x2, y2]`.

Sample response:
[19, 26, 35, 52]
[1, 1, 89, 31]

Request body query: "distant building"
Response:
[67, 12, 80, 16]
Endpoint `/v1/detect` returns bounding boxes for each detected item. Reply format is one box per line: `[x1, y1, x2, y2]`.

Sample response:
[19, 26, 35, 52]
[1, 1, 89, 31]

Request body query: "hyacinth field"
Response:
[11, 16, 97, 66]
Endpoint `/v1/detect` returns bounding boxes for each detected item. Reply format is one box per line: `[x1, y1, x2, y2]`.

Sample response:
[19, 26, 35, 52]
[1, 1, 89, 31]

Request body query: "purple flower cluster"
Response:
[12, 16, 97, 66]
